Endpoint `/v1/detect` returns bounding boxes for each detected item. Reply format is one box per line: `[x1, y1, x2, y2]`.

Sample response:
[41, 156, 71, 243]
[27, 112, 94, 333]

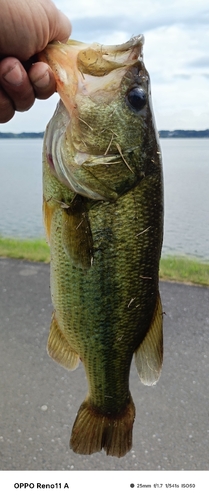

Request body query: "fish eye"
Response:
[126, 87, 147, 112]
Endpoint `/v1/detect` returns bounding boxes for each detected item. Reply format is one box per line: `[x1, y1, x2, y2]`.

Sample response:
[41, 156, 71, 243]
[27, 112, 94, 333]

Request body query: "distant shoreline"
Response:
[0, 130, 209, 139]
[159, 129, 209, 138]
[0, 132, 44, 139]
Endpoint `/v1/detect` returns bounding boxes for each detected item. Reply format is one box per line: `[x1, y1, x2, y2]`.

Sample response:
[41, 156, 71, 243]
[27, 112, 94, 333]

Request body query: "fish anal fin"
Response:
[47, 314, 79, 371]
[70, 395, 135, 458]
[135, 293, 163, 386]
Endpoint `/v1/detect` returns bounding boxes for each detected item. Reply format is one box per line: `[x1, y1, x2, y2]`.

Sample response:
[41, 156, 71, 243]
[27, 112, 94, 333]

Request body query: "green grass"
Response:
[0, 236, 50, 263]
[159, 255, 209, 286]
[0, 236, 209, 286]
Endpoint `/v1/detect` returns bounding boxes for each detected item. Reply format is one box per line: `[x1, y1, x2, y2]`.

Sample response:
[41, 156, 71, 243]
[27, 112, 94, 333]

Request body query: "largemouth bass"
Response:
[39, 35, 164, 458]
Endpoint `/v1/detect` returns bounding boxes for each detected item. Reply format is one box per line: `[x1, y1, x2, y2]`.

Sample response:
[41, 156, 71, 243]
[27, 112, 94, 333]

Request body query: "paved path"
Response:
[0, 258, 208, 471]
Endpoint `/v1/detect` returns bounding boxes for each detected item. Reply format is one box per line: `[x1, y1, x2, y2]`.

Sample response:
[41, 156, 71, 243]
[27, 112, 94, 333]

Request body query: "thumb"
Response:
[48, 9, 72, 43]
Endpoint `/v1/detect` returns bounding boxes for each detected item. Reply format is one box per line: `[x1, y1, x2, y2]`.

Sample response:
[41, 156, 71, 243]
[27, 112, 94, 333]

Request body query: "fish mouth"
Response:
[39, 36, 144, 115]
[40, 36, 144, 201]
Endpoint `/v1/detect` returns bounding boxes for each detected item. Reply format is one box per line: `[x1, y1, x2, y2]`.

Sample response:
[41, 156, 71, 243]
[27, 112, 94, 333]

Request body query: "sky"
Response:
[0, 0, 208, 133]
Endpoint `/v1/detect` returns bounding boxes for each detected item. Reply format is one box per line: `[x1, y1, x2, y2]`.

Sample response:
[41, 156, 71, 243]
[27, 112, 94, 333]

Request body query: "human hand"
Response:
[0, 0, 71, 123]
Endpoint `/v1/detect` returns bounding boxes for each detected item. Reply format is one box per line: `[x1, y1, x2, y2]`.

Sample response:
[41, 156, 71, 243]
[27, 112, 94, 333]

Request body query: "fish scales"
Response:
[39, 35, 164, 457]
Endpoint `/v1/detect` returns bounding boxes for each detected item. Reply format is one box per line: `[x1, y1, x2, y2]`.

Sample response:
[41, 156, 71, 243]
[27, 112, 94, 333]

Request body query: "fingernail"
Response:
[33, 70, 50, 88]
[3, 63, 23, 86]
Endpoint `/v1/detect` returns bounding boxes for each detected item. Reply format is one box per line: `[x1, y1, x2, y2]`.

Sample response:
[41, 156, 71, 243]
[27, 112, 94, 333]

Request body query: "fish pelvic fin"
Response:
[47, 313, 80, 371]
[70, 395, 135, 457]
[134, 293, 163, 386]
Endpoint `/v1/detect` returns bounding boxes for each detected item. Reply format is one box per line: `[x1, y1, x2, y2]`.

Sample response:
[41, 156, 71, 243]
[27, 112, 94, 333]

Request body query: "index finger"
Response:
[0, 58, 35, 112]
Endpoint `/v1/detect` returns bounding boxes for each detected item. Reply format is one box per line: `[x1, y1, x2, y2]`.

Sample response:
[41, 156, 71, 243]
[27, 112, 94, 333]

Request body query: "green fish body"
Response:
[40, 35, 164, 457]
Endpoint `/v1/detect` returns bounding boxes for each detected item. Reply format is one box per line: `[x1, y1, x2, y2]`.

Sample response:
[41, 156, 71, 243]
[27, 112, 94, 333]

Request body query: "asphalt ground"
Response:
[0, 258, 208, 471]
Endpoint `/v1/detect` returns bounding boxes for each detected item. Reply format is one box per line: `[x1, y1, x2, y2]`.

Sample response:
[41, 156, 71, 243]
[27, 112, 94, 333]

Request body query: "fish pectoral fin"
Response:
[134, 293, 163, 386]
[61, 196, 93, 269]
[43, 197, 55, 244]
[47, 314, 79, 371]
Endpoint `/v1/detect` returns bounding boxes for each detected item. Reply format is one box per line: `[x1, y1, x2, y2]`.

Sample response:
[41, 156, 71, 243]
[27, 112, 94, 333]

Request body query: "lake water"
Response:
[0, 138, 208, 261]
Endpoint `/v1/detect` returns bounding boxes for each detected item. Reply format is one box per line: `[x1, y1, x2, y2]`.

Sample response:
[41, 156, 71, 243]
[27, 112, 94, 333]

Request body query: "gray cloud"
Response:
[174, 74, 191, 80]
[71, 16, 143, 41]
[187, 56, 209, 68]
[70, 9, 209, 42]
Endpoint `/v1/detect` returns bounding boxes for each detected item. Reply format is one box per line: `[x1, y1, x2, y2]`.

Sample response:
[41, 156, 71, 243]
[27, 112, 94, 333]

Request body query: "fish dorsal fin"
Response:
[134, 293, 163, 386]
[47, 314, 79, 371]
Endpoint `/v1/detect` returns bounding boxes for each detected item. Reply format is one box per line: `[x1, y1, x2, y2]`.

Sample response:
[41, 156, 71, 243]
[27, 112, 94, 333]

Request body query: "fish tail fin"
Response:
[135, 292, 163, 386]
[70, 395, 135, 457]
[47, 313, 80, 370]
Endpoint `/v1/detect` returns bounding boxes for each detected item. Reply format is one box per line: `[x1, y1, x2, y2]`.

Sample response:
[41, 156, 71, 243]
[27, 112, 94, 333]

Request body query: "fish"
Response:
[38, 35, 164, 458]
